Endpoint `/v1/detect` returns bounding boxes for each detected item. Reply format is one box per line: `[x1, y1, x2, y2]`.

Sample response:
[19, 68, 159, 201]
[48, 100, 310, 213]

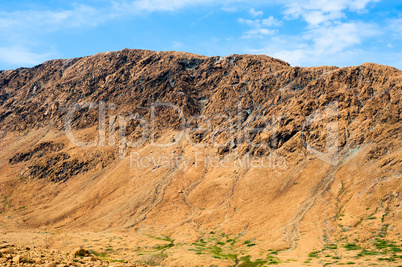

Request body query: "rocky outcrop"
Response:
[1, 50, 401, 179]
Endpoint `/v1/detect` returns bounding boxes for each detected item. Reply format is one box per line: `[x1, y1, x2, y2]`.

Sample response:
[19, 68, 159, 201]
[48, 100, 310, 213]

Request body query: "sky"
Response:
[0, 0, 401, 70]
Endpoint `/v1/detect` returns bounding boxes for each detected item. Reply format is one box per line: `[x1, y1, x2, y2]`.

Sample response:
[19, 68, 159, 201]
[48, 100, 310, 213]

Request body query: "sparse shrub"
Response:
[344, 243, 361, 251]
[325, 244, 338, 250]
[308, 251, 320, 258]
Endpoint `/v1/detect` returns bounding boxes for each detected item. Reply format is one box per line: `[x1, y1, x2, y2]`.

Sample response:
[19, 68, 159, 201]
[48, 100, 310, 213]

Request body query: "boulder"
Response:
[12, 255, 30, 264]
[0, 247, 15, 254]
[73, 248, 90, 257]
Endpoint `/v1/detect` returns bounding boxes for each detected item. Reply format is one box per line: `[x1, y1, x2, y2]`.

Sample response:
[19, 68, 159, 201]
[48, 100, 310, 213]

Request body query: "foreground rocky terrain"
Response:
[0, 232, 148, 266]
[0, 49, 401, 266]
[1, 229, 402, 266]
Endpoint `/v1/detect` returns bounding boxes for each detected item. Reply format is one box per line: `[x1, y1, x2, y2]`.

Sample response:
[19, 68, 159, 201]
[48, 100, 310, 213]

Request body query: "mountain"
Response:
[0, 49, 401, 266]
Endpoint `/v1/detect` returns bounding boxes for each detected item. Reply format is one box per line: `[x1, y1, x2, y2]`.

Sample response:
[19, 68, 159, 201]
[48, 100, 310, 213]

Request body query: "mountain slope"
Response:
[0, 49, 401, 265]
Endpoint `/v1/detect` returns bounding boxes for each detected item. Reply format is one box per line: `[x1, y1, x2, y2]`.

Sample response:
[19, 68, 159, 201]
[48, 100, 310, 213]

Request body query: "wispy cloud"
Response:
[249, 8, 263, 17]
[221, 6, 238, 12]
[112, 0, 281, 13]
[242, 28, 277, 39]
[172, 41, 185, 49]
[113, 0, 218, 12]
[239, 15, 282, 38]
[246, 21, 380, 66]
[306, 22, 380, 54]
[262, 16, 283, 27]
[0, 3, 115, 68]
[238, 0, 384, 67]
[239, 16, 282, 27]
[0, 4, 106, 33]
[282, 0, 380, 27]
[388, 18, 402, 39]
[0, 46, 56, 67]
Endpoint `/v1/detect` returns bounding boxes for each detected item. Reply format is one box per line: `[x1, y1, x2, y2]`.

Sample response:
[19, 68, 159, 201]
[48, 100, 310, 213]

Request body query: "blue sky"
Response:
[0, 0, 401, 70]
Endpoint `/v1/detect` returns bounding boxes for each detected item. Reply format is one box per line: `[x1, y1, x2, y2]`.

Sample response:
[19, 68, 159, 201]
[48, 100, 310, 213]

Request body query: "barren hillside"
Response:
[0, 49, 401, 266]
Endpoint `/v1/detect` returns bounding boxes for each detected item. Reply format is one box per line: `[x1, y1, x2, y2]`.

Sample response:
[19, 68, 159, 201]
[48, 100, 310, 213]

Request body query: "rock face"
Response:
[0, 49, 401, 260]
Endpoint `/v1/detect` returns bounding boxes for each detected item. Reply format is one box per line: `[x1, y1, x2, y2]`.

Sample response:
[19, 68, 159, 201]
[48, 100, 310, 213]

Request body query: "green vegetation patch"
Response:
[343, 243, 361, 251]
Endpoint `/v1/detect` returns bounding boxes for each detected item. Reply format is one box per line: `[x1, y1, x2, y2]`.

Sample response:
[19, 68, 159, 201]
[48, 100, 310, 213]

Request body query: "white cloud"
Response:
[242, 28, 277, 39]
[221, 6, 238, 12]
[272, 49, 306, 66]
[239, 15, 282, 38]
[113, 0, 281, 13]
[282, 0, 380, 27]
[0, 4, 105, 33]
[0, 46, 56, 68]
[0, 4, 110, 69]
[302, 10, 343, 26]
[113, 0, 218, 12]
[238, 18, 257, 27]
[262, 16, 282, 27]
[238, 16, 282, 28]
[249, 8, 263, 17]
[306, 22, 379, 54]
[237, 0, 383, 67]
[172, 41, 184, 49]
[245, 21, 380, 67]
[388, 18, 402, 38]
